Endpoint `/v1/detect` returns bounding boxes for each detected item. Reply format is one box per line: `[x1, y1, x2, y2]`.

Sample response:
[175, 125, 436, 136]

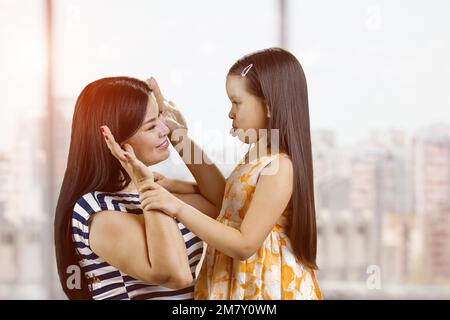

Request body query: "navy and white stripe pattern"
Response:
[71, 191, 204, 300]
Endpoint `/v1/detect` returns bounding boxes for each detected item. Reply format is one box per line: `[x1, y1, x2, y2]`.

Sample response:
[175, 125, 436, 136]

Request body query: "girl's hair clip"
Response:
[241, 63, 253, 77]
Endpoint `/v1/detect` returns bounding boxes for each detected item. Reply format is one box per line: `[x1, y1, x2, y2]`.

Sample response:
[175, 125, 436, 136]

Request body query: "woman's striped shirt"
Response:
[71, 191, 204, 300]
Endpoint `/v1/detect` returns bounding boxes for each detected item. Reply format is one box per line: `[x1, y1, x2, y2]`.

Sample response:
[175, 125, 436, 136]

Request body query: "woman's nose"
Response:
[158, 120, 170, 137]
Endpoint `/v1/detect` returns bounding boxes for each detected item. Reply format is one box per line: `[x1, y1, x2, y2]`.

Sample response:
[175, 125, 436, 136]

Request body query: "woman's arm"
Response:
[96, 126, 192, 288]
[89, 207, 193, 289]
[144, 156, 293, 260]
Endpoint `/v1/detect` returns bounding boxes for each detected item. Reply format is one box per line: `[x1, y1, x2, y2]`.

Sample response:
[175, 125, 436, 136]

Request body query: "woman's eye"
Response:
[148, 125, 156, 131]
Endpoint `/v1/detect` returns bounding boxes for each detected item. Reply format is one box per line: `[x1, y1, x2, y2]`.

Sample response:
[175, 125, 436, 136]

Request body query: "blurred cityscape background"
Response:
[1, 0, 449, 299]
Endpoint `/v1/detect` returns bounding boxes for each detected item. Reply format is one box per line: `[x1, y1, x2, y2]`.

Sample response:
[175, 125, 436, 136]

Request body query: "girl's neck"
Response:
[243, 133, 280, 163]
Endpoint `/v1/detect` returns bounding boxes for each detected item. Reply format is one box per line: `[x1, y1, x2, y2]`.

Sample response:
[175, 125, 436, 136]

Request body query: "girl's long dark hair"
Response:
[229, 48, 318, 270]
[54, 77, 150, 299]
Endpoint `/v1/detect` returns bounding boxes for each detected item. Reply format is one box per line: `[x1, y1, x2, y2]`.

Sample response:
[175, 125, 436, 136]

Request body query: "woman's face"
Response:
[226, 75, 269, 144]
[123, 92, 170, 166]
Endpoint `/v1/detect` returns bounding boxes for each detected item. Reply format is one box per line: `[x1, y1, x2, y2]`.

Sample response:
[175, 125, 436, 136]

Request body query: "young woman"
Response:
[107, 48, 322, 300]
[54, 76, 217, 300]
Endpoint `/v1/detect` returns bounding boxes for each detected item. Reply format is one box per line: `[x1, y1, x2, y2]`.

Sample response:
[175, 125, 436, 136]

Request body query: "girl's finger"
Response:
[140, 197, 151, 209]
[139, 181, 159, 194]
[143, 201, 160, 212]
[153, 172, 165, 182]
[120, 143, 154, 182]
[147, 77, 166, 112]
[123, 143, 136, 158]
[138, 181, 154, 194]
[139, 189, 157, 202]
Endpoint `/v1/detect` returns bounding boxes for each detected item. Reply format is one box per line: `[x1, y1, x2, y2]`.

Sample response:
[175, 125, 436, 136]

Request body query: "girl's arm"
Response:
[171, 132, 226, 211]
[154, 172, 199, 194]
[154, 173, 220, 218]
[144, 156, 293, 260]
[148, 78, 226, 211]
[173, 193, 219, 219]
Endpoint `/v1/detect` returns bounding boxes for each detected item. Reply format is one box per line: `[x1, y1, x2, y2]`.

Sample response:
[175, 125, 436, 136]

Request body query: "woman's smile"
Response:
[156, 137, 169, 150]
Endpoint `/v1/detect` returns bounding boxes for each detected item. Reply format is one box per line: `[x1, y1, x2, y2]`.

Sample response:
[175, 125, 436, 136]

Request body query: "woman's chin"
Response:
[145, 149, 170, 166]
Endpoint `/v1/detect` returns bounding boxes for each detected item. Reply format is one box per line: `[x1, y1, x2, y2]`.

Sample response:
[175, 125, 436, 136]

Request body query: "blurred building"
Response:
[0, 121, 47, 298]
[381, 213, 424, 283]
[412, 124, 450, 215]
[312, 130, 351, 213]
[412, 124, 450, 283]
[423, 208, 450, 283]
[317, 209, 373, 282]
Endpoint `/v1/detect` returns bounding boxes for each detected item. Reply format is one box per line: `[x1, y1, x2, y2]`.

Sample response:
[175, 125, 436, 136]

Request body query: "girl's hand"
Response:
[101, 125, 154, 189]
[146, 77, 188, 135]
[153, 172, 175, 191]
[138, 181, 184, 219]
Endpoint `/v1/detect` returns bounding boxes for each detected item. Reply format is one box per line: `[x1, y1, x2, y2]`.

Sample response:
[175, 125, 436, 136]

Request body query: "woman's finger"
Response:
[101, 125, 127, 162]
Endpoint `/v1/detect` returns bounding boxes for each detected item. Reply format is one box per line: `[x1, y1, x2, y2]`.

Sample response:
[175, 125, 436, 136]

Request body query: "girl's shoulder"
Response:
[229, 152, 291, 185]
[258, 152, 293, 179]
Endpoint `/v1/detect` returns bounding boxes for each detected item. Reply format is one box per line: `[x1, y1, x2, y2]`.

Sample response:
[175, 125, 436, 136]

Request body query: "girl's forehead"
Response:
[146, 93, 159, 117]
[226, 75, 247, 96]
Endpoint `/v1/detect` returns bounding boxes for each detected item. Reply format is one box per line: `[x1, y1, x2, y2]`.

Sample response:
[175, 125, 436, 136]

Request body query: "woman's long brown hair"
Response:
[54, 77, 150, 299]
[229, 48, 318, 270]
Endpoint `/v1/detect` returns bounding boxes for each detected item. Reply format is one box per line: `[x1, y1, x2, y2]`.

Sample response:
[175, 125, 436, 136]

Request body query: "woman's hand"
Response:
[146, 77, 188, 135]
[138, 180, 184, 219]
[100, 125, 154, 189]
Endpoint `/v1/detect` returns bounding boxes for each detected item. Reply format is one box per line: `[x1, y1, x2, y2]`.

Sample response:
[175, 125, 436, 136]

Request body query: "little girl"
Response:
[106, 48, 322, 299]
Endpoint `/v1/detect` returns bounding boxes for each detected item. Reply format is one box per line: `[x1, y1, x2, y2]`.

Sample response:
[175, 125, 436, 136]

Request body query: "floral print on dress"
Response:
[195, 153, 322, 300]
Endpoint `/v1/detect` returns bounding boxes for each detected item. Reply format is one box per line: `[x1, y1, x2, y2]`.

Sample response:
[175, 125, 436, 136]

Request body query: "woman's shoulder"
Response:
[73, 191, 141, 217]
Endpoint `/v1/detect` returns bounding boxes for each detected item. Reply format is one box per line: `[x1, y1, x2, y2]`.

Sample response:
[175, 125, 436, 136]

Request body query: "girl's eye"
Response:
[148, 125, 156, 131]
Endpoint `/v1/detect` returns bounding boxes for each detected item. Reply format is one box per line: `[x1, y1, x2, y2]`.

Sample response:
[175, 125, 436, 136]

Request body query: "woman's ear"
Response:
[266, 104, 271, 118]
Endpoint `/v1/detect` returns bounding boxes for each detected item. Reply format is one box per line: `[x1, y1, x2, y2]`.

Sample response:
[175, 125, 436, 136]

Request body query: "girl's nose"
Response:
[228, 108, 235, 120]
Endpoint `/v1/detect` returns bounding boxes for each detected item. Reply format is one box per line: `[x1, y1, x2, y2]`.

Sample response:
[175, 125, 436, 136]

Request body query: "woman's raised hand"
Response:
[146, 77, 188, 135]
[101, 125, 182, 216]
[100, 125, 155, 189]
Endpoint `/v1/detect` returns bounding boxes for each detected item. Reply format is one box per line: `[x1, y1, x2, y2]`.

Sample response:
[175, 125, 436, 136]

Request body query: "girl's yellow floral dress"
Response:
[195, 153, 322, 300]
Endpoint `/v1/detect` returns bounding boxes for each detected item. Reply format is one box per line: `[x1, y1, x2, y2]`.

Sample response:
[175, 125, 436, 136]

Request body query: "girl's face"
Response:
[226, 75, 270, 144]
[123, 92, 171, 166]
